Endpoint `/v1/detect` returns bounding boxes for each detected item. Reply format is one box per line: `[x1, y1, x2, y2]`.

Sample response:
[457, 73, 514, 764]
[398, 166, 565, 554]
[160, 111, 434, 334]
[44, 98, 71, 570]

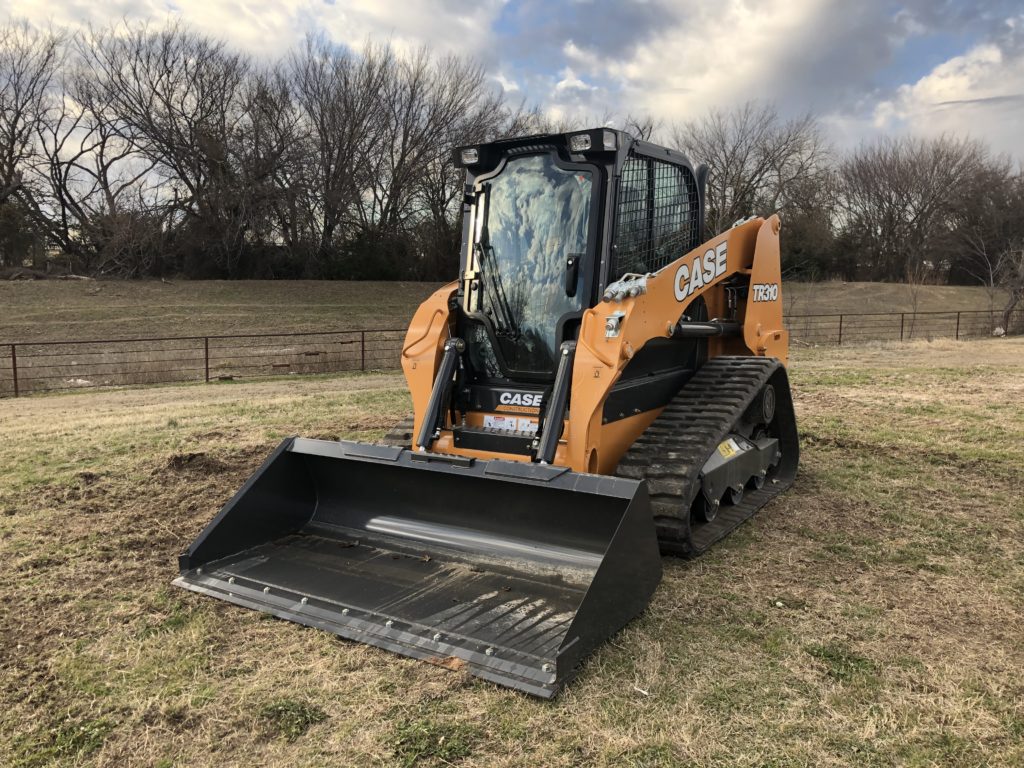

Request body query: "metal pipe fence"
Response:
[0, 308, 1020, 398]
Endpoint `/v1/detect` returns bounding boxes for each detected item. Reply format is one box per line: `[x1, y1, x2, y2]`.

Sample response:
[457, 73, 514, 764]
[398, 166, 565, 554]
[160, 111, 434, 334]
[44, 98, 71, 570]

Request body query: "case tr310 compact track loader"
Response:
[175, 128, 799, 698]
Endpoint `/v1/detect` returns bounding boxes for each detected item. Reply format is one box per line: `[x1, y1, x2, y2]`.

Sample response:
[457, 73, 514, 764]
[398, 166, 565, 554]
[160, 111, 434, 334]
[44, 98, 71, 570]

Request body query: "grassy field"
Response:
[0, 281, 440, 342]
[1, 339, 1022, 766]
[0, 279, 1009, 342]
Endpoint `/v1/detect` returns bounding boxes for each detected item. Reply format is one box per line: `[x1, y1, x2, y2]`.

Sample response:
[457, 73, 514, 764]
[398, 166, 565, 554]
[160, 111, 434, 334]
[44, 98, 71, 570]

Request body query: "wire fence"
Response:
[0, 329, 406, 398]
[0, 308, 1020, 398]
[786, 307, 1023, 346]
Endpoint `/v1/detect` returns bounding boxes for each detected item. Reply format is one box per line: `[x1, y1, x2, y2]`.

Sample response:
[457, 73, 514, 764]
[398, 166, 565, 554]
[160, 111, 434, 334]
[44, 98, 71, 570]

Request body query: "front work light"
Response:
[569, 133, 592, 152]
[460, 147, 479, 165]
[602, 130, 617, 150]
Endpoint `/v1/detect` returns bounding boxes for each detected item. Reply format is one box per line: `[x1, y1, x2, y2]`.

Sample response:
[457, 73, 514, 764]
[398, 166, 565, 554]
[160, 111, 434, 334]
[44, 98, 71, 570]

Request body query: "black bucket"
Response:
[174, 437, 661, 697]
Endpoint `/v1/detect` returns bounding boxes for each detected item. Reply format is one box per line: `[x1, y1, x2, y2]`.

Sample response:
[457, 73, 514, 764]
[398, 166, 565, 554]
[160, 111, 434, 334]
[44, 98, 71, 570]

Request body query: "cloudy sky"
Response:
[6, 0, 1024, 157]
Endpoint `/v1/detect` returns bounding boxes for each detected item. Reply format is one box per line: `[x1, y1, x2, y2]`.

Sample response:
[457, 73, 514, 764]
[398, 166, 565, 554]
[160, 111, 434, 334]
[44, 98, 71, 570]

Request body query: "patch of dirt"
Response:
[166, 452, 229, 474]
[76, 471, 102, 486]
[425, 656, 469, 672]
[192, 429, 225, 440]
[34, 474, 111, 511]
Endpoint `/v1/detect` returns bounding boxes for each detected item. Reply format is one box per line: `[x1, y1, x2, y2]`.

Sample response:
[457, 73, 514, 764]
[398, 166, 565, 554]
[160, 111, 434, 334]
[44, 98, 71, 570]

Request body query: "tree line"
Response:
[1, 19, 1022, 320]
[0, 21, 544, 280]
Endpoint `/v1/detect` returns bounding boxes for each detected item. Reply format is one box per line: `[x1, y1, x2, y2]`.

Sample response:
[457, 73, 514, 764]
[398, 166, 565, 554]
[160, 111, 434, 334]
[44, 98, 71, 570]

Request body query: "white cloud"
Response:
[532, 0, 855, 143]
[309, 0, 505, 59]
[494, 72, 520, 93]
[534, 3, 1024, 159]
[564, 0, 831, 119]
[6, 0, 1024, 158]
[4, 0, 505, 59]
[875, 43, 1004, 126]
[871, 39, 1024, 156]
[555, 66, 594, 93]
[563, 39, 601, 71]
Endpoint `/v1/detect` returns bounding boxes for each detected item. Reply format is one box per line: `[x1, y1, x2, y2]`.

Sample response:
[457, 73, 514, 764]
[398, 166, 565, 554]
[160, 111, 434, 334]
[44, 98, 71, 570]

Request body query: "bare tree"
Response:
[622, 113, 660, 142]
[837, 135, 988, 282]
[407, 65, 526, 279]
[359, 49, 489, 233]
[0, 22, 64, 267]
[234, 67, 305, 268]
[79, 22, 300, 276]
[960, 228, 1006, 313]
[0, 23, 62, 195]
[994, 240, 1024, 333]
[948, 155, 1022, 313]
[671, 102, 829, 235]
[286, 36, 390, 272]
[18, 37, 167, 274]
[339, 47, 509, 277]
[903, 259, 932, 339]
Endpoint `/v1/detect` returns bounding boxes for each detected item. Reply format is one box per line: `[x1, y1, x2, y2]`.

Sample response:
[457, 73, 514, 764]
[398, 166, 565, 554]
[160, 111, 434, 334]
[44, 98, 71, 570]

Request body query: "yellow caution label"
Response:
[717, 438, 741, 459]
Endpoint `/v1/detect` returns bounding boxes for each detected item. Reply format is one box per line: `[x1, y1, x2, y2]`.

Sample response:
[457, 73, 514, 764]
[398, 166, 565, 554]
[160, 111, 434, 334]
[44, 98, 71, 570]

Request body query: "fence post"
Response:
[204, 337, 210, 382]
[361, 331, 366, 371]
[837, 314, 843, 346]
[900, 313, 905, 341]
[955, 312, 961, 340]
[10, 343, 17, 397]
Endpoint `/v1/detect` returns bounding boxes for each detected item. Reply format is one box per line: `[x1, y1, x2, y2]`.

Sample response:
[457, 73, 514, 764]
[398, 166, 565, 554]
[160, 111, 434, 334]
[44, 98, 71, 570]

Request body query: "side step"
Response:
[616, 356, 799, 556]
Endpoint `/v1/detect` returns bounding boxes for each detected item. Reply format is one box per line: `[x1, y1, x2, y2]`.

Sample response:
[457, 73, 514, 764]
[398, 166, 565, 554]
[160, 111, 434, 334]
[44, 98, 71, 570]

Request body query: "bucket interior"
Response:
[176, 439, 660, 696]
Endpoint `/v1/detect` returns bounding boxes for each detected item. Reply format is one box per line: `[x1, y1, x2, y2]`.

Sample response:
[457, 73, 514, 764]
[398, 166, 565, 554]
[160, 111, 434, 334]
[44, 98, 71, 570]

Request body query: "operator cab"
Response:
[449, 129, 708, 457]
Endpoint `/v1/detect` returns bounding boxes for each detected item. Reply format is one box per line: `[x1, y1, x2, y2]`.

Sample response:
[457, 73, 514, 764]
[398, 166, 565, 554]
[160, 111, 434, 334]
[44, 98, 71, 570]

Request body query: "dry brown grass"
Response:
[0, 279, 1009, 342]
[0, 280, 440, 342]
[1, 340, 1022, 767]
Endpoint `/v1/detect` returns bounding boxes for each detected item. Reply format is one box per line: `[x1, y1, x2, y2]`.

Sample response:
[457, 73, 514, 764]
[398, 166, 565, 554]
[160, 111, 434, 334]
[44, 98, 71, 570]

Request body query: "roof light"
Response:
[460, 148, 479, 165]
[602, 130, 617, 150]
[569, 133, 592, 153]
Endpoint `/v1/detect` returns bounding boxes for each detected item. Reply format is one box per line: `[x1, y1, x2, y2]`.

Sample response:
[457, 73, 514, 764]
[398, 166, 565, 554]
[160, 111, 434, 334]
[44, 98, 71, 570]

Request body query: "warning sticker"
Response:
[517, 418, 538, 435]
[717, 438, 742, 459]
[483, 414, 517, 431]
[483, 414, 539, 434]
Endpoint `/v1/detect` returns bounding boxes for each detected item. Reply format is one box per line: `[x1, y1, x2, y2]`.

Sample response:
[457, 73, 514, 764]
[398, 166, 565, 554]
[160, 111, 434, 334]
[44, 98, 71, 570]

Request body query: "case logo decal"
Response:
[498, 391, 543, 407]
[674, 242, 728, 302]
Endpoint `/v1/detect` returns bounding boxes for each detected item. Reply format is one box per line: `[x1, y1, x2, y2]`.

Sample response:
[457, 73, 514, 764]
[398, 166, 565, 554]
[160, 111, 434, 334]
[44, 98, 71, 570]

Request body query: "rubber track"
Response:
[615, 356, 798, 557]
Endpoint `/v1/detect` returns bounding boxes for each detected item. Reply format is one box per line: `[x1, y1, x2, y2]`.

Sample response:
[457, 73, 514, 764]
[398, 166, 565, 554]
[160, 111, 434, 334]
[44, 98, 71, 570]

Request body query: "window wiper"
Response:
[476, 185, 520, 340]
[476, 242, 520, 340]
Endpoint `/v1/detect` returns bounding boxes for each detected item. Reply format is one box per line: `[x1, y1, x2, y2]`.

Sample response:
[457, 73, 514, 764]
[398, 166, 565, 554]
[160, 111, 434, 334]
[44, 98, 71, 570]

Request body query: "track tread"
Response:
[614, 356, 798, 557]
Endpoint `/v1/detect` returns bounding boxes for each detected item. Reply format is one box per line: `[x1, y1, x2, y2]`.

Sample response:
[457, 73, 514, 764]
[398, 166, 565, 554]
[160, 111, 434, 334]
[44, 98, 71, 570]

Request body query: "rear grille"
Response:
[611, 154, 700, 280]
